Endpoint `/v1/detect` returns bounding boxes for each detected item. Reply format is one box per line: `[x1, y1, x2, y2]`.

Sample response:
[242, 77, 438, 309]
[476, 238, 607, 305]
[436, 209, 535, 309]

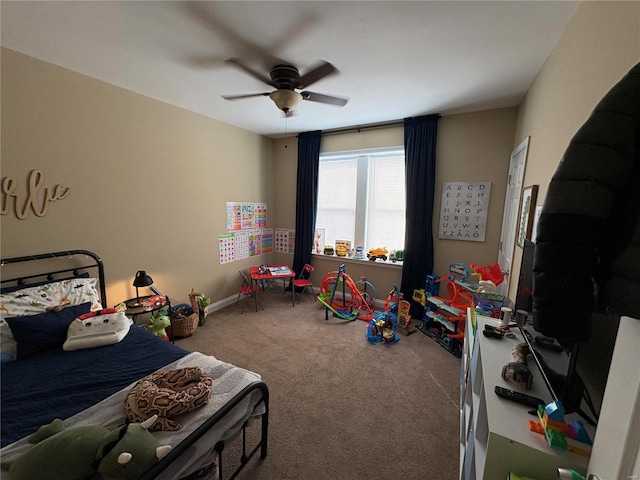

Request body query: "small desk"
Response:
[249, 265, 296, 311]
[121, 295, 169, 325]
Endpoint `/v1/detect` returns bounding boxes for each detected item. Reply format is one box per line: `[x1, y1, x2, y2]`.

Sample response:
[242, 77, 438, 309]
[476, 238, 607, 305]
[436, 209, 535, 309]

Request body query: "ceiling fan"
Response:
[222, 59, 349, 116]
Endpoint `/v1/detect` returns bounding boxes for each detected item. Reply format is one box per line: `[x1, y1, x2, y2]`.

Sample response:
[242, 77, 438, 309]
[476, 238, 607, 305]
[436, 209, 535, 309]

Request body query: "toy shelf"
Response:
[459, 310, 591, 480]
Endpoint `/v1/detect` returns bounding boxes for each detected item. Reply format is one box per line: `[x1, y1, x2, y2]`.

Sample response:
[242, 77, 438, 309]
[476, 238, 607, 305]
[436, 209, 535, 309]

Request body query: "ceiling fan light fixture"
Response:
[269, 89, 303, 113]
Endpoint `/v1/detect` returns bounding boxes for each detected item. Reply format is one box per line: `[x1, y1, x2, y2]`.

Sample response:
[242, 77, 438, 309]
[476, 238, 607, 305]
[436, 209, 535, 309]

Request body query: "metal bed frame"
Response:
[1, 250, 269, 480]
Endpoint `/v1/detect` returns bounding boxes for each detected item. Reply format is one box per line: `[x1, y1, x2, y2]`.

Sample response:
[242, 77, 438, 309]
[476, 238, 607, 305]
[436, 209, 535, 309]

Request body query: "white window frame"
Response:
[316, 146, 405, 252]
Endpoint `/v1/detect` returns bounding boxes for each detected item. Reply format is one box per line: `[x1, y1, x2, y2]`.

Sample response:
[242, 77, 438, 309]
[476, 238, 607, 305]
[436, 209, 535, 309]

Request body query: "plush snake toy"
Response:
[124, 367, 213, 431]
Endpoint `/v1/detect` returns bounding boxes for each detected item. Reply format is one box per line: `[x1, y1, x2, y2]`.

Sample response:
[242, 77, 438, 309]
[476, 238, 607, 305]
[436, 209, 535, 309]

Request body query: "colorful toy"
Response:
[367, 247, 388, 261]
[148, 308, 171, 340]
[412, 288, 427, 307]
[396, 298, 413, 335]
[353, 246, 366, 260]
[196, 294, 211, 326]
[417, 263, 477, 357]
[317, 264, 376, 322]
[391, 249, 404, 262]
[366, 311, 399, 344]
[1, 415, 171, 480]
[528, 401, 593, 458]
[470, 262, 504, 286]
[383, 284, 401, 314]
[355, 276, 377, 312]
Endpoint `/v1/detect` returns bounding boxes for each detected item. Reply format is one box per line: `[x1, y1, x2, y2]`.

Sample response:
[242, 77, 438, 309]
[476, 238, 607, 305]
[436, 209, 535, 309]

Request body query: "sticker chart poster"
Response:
[255, 203, 267, 229]
[275, 228, 288, 253]
[226, 202, 242, 231]
[261, 229, 273, 254]
[438, 181, 491, 242]
[234, 230, 249, 260]
[221, 202, 280, 262]
[241, 203, 254, 230]
[218, 233, 235, 264]
[226, 202, 267, 232]
[248, 229, 262, 257]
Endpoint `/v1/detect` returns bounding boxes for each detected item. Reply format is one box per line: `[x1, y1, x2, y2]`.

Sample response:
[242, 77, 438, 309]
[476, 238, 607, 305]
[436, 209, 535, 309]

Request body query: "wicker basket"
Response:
[167, 289, 200, 339]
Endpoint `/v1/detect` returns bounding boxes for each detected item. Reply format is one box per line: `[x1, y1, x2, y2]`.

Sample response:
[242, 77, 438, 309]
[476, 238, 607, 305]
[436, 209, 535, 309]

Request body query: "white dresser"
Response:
[459, 310, 592, 479]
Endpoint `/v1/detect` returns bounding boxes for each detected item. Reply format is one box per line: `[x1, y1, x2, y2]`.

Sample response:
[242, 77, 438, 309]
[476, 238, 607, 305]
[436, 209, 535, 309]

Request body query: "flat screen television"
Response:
[515, 240, 617, 425]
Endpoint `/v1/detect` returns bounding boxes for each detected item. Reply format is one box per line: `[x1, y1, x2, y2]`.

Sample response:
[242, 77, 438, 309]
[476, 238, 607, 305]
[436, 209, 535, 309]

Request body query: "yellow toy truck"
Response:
[367, 247, 388, 261]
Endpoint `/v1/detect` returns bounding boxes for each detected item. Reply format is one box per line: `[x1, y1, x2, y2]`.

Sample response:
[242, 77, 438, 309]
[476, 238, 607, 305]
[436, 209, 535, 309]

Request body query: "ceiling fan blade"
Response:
[301, 91, 349, 107]
[296, 61, 338, 89]
[222, 92, 271, 100]
[225, 58, 275, 87]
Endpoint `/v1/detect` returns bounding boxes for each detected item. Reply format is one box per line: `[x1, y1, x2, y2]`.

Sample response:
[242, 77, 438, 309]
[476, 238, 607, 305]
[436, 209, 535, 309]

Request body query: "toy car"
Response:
[367, 247, 388, 261]
[335, 242, 347, 256]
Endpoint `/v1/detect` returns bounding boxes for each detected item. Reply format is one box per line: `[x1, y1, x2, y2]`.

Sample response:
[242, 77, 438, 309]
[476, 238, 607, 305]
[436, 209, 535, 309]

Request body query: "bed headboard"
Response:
[0, 250, 107, 306]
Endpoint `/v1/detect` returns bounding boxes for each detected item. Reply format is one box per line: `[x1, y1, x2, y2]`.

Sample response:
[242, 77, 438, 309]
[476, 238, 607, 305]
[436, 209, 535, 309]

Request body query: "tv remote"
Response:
[494, 386, 545, 408]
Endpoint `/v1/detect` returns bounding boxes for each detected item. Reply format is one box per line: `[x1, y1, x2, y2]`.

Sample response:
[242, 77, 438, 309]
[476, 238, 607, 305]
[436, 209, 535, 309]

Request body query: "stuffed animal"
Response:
[124, 367, 213, 431]
[1, 415, 171, 480]
[64, 308, 131, 351]
[148, 309, 171, 340]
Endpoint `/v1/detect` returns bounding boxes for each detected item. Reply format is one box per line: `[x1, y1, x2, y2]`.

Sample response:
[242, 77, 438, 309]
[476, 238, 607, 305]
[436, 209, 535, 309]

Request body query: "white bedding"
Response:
[0, 352, 265, 480]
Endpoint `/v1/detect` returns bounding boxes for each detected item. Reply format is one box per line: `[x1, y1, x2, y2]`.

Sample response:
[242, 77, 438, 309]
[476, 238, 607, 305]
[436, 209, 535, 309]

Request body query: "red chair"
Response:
[293, 264, 315, 302]
[236, 270, 263, 313]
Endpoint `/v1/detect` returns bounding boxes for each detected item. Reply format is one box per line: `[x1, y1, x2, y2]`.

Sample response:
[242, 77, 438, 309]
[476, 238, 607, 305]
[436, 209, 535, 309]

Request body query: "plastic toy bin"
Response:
[473, 293, 513, 318]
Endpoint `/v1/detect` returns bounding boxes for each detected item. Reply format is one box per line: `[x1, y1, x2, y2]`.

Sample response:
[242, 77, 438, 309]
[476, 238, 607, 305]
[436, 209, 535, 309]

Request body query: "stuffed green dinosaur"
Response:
[1, 415, 171, 480]
[148, 309, 171, 340]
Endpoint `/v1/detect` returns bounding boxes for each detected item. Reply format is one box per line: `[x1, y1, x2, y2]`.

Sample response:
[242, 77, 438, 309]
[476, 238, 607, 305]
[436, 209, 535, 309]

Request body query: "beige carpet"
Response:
[176, 291, 461, 480]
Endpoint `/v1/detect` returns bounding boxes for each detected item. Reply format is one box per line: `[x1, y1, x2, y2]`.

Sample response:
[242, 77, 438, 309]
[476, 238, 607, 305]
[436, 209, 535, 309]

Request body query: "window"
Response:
[315, 147, 406, 254]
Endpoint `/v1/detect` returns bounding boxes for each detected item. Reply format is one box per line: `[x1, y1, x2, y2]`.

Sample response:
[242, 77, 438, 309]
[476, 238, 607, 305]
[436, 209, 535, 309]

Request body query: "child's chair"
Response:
[236, 270, 262, 313]
[293, 264, 315, 302]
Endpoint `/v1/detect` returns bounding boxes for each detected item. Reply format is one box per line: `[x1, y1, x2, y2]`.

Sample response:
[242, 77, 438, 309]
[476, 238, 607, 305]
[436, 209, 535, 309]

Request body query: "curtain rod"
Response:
[295, 119, 403, 138]
[321, 119, 404, 136]
[296, 113, 440, 137]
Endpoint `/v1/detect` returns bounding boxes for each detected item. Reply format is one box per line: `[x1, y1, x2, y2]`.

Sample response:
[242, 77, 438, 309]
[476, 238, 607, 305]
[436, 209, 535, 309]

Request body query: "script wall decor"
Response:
[1, 170, 71, 220]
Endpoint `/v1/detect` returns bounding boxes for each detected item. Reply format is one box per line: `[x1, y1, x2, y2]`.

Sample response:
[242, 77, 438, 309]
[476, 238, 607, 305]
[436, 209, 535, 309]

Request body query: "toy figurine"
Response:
[502, 342, 534, 389]
[148, 309, 171, 340]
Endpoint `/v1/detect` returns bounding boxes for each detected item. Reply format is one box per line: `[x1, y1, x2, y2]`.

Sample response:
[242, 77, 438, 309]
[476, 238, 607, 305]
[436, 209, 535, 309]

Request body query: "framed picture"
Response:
[312, 228, 325, 254]
[517, 185, 538, 247]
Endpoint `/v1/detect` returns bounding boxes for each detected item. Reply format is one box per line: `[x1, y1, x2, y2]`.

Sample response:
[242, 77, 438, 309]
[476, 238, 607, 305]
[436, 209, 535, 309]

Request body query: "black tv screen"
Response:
[515, 240, 535, 317]
[516, 239, 610, 425]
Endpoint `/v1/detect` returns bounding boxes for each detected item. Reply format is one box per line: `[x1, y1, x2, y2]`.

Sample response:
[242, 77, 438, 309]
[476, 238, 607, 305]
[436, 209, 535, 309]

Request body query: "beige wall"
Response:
[507, 0, 640, 301]
[271, 109, 517, 296]
[1, 47, 275, 306]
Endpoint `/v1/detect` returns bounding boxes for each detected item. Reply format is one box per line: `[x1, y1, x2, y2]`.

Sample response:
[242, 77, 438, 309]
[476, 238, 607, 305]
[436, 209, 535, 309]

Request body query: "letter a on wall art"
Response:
[438, 182, 491, 242]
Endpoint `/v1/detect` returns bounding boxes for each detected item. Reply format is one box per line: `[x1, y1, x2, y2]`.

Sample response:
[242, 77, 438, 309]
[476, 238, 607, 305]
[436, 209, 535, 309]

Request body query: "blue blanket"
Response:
[1, 325, 188, 447]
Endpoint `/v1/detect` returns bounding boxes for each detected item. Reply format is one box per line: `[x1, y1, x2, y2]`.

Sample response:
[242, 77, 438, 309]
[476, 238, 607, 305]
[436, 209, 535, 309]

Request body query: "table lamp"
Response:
[132, 270, 153, 307]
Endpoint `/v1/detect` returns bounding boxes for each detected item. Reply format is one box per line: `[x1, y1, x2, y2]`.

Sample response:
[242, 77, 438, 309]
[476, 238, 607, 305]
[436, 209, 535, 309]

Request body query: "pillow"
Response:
[0, 278, 102, 319]
[0, 318, 17, 362]
[63, 308, 131, 351]
[5, 302, 92, 360]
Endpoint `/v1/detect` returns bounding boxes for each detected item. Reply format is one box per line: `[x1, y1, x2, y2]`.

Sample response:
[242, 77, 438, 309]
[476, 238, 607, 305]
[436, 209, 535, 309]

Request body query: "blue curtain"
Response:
[401, 114, 440, 314]
[292, 131, 322, 280]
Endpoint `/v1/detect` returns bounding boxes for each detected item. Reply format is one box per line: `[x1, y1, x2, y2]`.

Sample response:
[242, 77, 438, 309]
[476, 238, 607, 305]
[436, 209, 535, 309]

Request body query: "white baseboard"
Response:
[203, 295, 237, 316]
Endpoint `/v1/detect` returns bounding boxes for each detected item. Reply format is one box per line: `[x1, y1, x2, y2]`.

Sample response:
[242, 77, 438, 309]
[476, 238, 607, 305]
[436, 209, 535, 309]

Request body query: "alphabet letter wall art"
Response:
[1, 170, 71, 219]
[438, 181, 491, 242]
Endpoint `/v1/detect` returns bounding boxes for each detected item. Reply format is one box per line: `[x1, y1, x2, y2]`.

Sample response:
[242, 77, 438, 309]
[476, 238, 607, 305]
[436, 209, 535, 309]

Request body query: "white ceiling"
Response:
[1, 1, 580, 139]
